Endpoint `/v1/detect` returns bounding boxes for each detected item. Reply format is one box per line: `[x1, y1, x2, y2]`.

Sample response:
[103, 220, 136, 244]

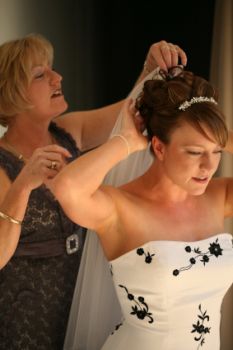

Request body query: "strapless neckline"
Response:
[110, 232, 232, 263]
[103, 232, 233, 350]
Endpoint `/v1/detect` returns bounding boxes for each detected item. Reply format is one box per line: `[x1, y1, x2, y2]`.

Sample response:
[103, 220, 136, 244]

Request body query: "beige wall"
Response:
[0, 0, 28, 136]
[210, 0, 233, 349]
[0, 0, 77, 138]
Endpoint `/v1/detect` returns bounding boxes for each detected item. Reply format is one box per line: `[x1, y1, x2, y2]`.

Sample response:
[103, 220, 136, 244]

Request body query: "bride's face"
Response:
[152, 121, 222, 195]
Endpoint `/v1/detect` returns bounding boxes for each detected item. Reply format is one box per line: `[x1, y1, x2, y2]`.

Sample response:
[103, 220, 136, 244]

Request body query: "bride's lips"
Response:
[192, 176, 209, 184]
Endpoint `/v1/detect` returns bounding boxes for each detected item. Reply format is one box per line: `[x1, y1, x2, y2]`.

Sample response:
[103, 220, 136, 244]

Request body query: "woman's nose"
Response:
[200, 155, 217, 171]
[50, 69, 62, 84]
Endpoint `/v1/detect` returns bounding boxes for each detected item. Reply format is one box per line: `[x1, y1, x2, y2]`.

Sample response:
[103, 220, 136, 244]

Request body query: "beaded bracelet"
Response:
[111, 134, 130, 156]
[0, 210, 22, 225]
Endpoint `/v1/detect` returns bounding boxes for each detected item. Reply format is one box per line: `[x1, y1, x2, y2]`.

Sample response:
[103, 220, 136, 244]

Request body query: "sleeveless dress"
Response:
[102, 233, 233, 350]
[0, 122, 85, 350]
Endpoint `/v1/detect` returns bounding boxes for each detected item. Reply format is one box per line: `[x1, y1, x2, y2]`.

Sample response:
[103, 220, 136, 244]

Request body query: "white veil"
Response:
[64, 68, 160, 350]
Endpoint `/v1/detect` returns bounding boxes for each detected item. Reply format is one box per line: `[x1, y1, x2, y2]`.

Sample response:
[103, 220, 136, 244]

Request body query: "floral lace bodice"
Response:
[0, 122, 81, 242]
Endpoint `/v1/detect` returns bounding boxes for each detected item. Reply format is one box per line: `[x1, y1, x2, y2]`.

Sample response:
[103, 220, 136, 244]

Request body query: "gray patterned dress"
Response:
[0, 122, 85, 350]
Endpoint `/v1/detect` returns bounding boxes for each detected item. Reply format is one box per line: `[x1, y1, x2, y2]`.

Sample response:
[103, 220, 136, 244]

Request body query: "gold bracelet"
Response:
[111, 134, 130, 156]
[0, 210, 22, 225]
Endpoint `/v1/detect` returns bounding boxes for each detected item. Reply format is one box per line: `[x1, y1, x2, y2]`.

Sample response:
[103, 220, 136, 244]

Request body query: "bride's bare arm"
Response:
[48, 100, 147, 231]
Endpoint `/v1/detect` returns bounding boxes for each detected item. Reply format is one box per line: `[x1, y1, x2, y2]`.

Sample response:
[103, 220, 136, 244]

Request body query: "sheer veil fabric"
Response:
[64, 68, 160, 350]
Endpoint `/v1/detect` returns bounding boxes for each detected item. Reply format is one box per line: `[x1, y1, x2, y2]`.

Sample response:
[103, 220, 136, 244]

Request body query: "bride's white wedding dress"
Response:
[102, 233, 233, 349]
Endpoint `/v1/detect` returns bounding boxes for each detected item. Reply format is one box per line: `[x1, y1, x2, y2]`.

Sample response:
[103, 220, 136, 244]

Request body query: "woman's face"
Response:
[25, 63, 68, 120]
[154, 121, 222, 195]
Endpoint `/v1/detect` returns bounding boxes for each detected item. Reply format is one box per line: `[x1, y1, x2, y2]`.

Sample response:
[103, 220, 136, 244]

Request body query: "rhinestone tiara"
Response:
[178, 96, 217, 111]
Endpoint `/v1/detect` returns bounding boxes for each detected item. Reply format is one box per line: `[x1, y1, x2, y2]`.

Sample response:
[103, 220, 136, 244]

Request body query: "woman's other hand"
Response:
[144, 40, 187, 73]
[19, 145, 71, 191]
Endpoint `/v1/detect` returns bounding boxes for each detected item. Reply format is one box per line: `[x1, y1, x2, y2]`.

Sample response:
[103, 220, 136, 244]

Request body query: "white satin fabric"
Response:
[102, 234, 233, 350]
[64, 68, 159, 350]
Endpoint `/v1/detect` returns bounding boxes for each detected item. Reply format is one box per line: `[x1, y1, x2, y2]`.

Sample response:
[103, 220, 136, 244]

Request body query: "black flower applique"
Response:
[119, 284, 154, 323]
[173, 238, 223, 276]
[191, 304, 211, 349]
[136, 247, 155, 263]
[208, 241, 223, 257]
[109, 264, 113, 276]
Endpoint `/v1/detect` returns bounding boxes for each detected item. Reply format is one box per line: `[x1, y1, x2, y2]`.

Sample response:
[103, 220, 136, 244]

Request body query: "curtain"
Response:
[210, 0, 233, 349]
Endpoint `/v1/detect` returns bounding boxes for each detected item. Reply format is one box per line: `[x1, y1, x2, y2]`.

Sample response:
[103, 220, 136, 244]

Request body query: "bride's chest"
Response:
[122, 201, 224, 243]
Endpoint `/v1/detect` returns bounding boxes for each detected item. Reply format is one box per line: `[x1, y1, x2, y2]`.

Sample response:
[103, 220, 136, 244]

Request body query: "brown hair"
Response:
[135, 68, 228, 148]
[0, 33, 53, 126]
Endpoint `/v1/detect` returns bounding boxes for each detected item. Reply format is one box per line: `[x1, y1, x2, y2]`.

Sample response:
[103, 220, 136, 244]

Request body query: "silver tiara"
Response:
[178, 96, 217, 111]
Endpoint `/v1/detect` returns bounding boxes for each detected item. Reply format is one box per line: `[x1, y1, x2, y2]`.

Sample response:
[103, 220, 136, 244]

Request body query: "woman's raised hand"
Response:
[119, 98, 148, 154]
[144, 40, 187, 74]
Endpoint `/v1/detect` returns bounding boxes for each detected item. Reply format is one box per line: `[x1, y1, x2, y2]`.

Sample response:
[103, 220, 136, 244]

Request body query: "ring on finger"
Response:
[50, 161, 57, 170]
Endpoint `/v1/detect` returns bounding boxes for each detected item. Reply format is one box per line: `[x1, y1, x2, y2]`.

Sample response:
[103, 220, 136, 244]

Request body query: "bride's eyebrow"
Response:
[182, 144, 205, 149]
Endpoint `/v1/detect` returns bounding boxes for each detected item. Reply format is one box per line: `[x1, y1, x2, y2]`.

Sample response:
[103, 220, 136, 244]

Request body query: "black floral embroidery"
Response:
[111, 322, 123, 335]
[137, 248, 155, 263]
[173, 238, 223, 276]
[119, 285, 154, 323]
[191, 304, 211, 349]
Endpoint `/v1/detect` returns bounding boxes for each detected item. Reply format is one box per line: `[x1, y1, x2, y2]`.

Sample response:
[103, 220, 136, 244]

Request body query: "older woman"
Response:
[0, 34, 185, 349]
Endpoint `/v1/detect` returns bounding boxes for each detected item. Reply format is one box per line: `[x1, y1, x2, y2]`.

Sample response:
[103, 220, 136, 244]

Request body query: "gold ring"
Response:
[50, 161, 57, 170]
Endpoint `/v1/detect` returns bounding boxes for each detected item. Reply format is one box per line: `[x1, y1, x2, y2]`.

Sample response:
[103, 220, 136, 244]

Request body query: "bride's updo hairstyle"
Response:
[135, 66, 228, 148]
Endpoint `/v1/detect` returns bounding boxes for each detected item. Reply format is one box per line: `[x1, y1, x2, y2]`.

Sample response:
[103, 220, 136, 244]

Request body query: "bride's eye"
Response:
[187, 150, 201, 156]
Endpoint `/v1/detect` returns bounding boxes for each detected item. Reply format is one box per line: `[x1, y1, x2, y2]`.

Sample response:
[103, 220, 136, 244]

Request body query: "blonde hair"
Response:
[0, 33, 53, 126]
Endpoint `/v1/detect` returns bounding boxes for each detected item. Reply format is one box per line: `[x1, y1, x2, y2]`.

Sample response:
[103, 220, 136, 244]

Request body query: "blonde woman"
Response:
[0, 34, 185, 349]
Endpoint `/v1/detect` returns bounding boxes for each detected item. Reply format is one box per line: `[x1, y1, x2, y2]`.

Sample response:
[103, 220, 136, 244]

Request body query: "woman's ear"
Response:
[151, 136, 165, 160]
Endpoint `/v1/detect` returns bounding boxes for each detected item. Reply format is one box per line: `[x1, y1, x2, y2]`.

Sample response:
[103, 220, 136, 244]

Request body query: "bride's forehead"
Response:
[170, 122, 218, 145]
